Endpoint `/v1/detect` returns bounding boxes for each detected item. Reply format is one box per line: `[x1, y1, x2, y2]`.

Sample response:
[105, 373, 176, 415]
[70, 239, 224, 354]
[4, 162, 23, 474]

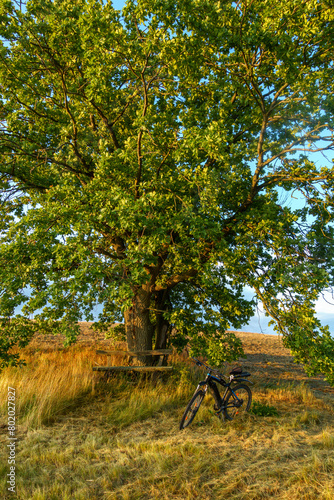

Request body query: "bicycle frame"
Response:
[179, 354, 253, 429]
[193, 359, 253, 413]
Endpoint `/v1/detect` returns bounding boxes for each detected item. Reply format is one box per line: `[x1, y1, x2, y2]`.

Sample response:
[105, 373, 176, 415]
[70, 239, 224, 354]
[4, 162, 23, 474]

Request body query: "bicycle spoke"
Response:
[180, 390, 205, 430]
[223, 385, 252, 421]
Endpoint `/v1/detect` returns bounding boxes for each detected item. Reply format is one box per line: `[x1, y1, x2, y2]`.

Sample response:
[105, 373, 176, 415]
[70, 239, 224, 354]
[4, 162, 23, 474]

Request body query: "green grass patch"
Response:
[250, 400, 279, 417]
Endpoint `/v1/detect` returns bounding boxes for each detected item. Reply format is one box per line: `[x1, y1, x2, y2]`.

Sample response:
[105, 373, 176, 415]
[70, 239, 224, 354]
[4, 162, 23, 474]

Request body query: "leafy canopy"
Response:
[0, 0, 334, 383]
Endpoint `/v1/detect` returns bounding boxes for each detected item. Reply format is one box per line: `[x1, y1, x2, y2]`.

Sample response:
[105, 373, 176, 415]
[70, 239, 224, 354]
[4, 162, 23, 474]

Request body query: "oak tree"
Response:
[1, 0, 334, 382]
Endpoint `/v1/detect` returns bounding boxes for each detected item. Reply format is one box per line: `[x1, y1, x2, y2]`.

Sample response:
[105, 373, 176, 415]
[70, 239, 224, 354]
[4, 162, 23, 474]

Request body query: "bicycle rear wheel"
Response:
[223, 384, 252, 421]
[179, 390, 205, 430]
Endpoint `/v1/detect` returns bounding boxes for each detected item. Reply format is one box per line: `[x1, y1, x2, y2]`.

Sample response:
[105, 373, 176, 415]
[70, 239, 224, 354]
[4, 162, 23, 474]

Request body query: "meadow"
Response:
[0, 327, 333, 500]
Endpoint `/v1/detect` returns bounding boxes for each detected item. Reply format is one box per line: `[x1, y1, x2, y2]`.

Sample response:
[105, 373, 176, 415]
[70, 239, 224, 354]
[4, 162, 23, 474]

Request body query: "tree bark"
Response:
[154, 289, 170, 353]
[155, 318, 169, 350]
[124, 286, 154, 365]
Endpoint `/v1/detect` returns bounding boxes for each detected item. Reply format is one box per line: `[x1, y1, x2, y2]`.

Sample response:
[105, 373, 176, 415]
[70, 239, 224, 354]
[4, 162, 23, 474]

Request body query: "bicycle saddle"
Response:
[229, 367, 251, 377]
[230, 367, 243, 375]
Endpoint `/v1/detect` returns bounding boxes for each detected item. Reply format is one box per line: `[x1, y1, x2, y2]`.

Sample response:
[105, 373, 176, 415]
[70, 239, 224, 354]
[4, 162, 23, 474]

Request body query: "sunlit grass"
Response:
[0, 342, 333, 499]
[0, 348, 93, 428]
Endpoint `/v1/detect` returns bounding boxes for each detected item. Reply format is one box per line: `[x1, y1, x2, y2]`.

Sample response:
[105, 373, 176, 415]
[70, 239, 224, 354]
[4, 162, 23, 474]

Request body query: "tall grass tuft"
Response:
[0, 347, 198, 430]
[0, 348, 94, 428]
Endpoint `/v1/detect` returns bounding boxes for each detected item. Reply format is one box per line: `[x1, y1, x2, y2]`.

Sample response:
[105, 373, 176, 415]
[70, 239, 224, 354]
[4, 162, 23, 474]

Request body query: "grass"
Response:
[0, 348, 93, 428]
[250, 401, 279, 417]
[0, 341, 333, 499]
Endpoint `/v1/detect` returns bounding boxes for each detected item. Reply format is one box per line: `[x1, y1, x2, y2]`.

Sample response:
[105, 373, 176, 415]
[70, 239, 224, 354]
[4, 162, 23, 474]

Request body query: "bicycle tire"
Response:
[179, 389, 205, 430]
[223, 384, 252, 421]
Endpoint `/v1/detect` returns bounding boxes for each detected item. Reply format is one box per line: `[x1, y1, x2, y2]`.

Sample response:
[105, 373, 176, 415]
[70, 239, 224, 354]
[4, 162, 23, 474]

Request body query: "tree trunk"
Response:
[155, 317, 169, 350]
[153, 289, 170, 365]
[124, 287, 154, 366]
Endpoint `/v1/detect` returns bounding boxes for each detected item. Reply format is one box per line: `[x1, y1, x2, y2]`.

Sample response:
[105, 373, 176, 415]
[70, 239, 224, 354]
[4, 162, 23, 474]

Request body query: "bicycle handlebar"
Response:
[190, 356, 225, 378]
[185, 347, 225, 378]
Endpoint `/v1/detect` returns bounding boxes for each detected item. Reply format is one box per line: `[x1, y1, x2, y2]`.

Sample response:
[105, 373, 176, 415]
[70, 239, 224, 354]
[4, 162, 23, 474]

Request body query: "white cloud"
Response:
[315, 291, 334, 315]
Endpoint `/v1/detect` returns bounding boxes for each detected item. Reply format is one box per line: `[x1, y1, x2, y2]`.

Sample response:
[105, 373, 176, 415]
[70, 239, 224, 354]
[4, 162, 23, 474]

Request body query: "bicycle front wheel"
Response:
[179, 390, 205, 430]
[223, 384, 252, 421]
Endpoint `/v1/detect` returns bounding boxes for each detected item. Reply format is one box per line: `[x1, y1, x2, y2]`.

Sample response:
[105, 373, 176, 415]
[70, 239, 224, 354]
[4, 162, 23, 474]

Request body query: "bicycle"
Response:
[179, 355, 253, 430]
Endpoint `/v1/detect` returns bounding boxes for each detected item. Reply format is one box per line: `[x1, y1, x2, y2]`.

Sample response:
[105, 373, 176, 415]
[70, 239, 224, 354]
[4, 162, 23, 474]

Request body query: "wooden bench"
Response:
[92, 348, 173, 374]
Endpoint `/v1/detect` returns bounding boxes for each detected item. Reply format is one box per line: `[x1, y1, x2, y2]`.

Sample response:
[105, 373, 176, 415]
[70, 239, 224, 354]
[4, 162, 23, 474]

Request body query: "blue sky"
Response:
[112, 0, 127, 9]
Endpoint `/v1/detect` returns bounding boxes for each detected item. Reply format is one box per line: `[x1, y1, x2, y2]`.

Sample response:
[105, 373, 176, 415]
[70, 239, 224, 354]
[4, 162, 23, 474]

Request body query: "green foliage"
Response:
[0, 317, 35, 368]
[104, 323, 126, 342]
[250, 401, 279, 417]
[0, 0, 333, 380]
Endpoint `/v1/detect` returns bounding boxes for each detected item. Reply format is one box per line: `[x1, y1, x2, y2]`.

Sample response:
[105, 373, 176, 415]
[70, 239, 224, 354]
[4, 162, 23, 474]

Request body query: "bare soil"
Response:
[28, 321, 112, 349]
[232, 330, 334, 399]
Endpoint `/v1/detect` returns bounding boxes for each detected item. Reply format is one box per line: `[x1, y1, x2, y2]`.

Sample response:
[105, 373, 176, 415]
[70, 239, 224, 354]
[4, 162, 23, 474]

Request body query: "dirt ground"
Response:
[231, 330, 334, 400]
[28, 321, 111, 349]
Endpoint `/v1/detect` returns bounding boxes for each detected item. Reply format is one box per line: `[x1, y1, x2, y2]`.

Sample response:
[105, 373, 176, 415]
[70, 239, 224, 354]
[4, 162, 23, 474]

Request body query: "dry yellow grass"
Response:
[0, 329, 333, 500]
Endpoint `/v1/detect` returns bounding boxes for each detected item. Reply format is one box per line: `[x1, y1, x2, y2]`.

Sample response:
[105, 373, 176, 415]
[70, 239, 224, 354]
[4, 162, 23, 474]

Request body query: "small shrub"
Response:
[250, 400, 279, 417]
